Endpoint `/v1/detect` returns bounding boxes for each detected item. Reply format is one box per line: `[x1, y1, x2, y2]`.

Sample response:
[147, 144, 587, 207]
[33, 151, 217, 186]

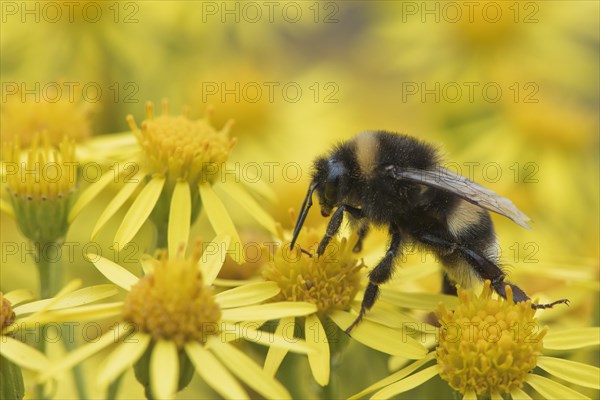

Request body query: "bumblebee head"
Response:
[313, 156, 348, 217]
[289, 155, 348, 251]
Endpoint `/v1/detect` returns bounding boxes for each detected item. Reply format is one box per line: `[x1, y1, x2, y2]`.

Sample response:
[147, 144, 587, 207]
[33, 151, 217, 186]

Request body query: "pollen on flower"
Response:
[122, 242, 221, 347]
[127, 99, 236, 185]
[262, 222, 364, 317]
[0, 293, 16, 330]
[435, 281, 546, 396]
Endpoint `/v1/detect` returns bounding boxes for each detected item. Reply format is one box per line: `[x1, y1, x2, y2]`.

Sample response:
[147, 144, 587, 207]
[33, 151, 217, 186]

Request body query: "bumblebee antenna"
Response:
[290, 181, 319, 250]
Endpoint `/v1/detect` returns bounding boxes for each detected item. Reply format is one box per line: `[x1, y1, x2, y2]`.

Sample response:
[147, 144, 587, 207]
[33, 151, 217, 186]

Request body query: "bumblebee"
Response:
[291, 131, 568, 333]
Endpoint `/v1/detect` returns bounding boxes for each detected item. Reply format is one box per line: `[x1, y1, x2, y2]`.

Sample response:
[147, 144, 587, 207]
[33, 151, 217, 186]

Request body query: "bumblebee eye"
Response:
[324, 180, 338, 203]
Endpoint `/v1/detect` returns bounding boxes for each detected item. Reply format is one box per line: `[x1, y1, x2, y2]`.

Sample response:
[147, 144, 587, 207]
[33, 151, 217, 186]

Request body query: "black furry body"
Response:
[296, 131, 567, 332]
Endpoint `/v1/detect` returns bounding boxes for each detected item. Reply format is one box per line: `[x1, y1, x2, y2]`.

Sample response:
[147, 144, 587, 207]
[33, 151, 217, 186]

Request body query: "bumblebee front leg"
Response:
[417, 233, 568, 309]
[346, 227, 402, 334]
[317, 205, 363, 256]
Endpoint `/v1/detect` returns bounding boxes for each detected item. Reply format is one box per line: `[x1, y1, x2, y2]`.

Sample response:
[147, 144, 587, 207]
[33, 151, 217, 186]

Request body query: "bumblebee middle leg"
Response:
[346, 227, 402, 333]
[416, 233, 568, 309]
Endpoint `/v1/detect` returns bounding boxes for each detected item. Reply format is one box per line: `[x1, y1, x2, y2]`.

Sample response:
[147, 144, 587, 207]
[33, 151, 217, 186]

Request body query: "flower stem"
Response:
[35, 241, 63, 299]
[34, 241, 88, 400]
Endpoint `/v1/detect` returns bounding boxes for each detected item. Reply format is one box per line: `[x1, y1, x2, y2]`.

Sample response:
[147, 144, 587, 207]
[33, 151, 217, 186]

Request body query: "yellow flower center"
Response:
[262, 224, 364, 317]
[127, 100, 236, 185]
[122, 244, 221, 348]
[1, 293, 16, 330]
[435, 281, 546, 396]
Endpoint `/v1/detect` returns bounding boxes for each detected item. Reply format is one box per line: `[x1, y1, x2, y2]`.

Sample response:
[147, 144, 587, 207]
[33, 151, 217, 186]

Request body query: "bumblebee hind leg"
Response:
[416, 233, 568, 309]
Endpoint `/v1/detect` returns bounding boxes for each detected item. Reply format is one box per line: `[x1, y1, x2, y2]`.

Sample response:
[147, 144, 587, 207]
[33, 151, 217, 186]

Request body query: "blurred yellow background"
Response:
[1, 1, 598, 398]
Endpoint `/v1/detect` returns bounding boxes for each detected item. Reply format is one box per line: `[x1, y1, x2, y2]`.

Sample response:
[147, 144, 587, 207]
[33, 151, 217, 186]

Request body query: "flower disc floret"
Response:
[122, 246, 221, 347]
[263, 226, 363, 317]
[0, 293, 16, 330]
[435, 281, 546, 396]
[127, 100, 236, 185]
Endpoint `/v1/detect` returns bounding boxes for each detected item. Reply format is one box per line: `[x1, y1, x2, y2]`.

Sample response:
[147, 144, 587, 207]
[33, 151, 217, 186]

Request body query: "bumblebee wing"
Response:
[387, 166, 532, 229]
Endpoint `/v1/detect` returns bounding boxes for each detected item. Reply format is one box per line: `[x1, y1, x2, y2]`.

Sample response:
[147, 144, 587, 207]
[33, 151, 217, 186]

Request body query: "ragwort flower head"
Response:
[263, 224, 363, 317]
[2, 133, 78, 243]
[435, 281, 544, 396]
[127, 99, 236, 186]
[123, 245, 221, 347]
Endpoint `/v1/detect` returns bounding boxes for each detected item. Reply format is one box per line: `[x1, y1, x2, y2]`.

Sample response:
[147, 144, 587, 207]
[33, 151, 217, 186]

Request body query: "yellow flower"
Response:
[0, 88, 93, 147]
[261, 222, 432, 386]
[38, 238, 318, 399]
[0, 280, 118, 390]
[352, 281, 600, 399]
[1, 133, 78, 243]
[69, 100, 276, 260]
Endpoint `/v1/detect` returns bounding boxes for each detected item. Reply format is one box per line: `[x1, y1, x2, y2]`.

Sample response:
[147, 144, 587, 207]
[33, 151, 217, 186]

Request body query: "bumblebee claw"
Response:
[532, 298, 570, 310]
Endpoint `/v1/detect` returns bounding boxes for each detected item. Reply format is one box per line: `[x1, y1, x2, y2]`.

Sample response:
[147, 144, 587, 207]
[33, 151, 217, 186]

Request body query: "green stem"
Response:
[35, 241, 63, 299]
[33, 241, 88, 399]
[62, 338, 89, 399]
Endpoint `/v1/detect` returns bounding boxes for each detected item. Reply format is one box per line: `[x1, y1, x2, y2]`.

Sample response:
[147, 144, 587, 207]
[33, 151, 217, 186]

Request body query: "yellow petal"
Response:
[305, 315, 330, 386]
[168, 180, 191, 257]
[97, 333, 151, 388]
[185, 342, 249, 400]
[198, 183, 242, 263]
[38, 323, 129, 382]
[238, 174, 278, 204]
[212, 278, 264, 287]
[221, 302, 317, 322]
[115, 175, 165, 251]
[379, 289, 458, 310]
[24, 279, 81, 320]
[463, 391, 477, 400]
[69, 171, 115, 223]
[349, 353, 436, 400]
[200, 233, 230, 286]
[91, 170, 145, 238]
[13, 285, 118, 315]
[221, 322, 316, 354]
[371, 365, 439, 399]
[140, 254, 154, 275]
[511, 387, 533, 400]
[217, 182, 277, 235]
[0, 336, 49, 371]
[30, 302, 123, 324]
[543, 327, 600, 350]
[85, 254, 139, 291]
[215, 281, 280, 309]
[4, 289, 35, 306]
[537, 356, 600, 389]
[329, 310, 427, 359]
[358, 302, 428, 329]
[151, 340, 179, 400]
[0, 198, 14, 217]
[264, 317, 294, 377]
[207, 338, 290, 400]
[526, 373, 591, 400]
